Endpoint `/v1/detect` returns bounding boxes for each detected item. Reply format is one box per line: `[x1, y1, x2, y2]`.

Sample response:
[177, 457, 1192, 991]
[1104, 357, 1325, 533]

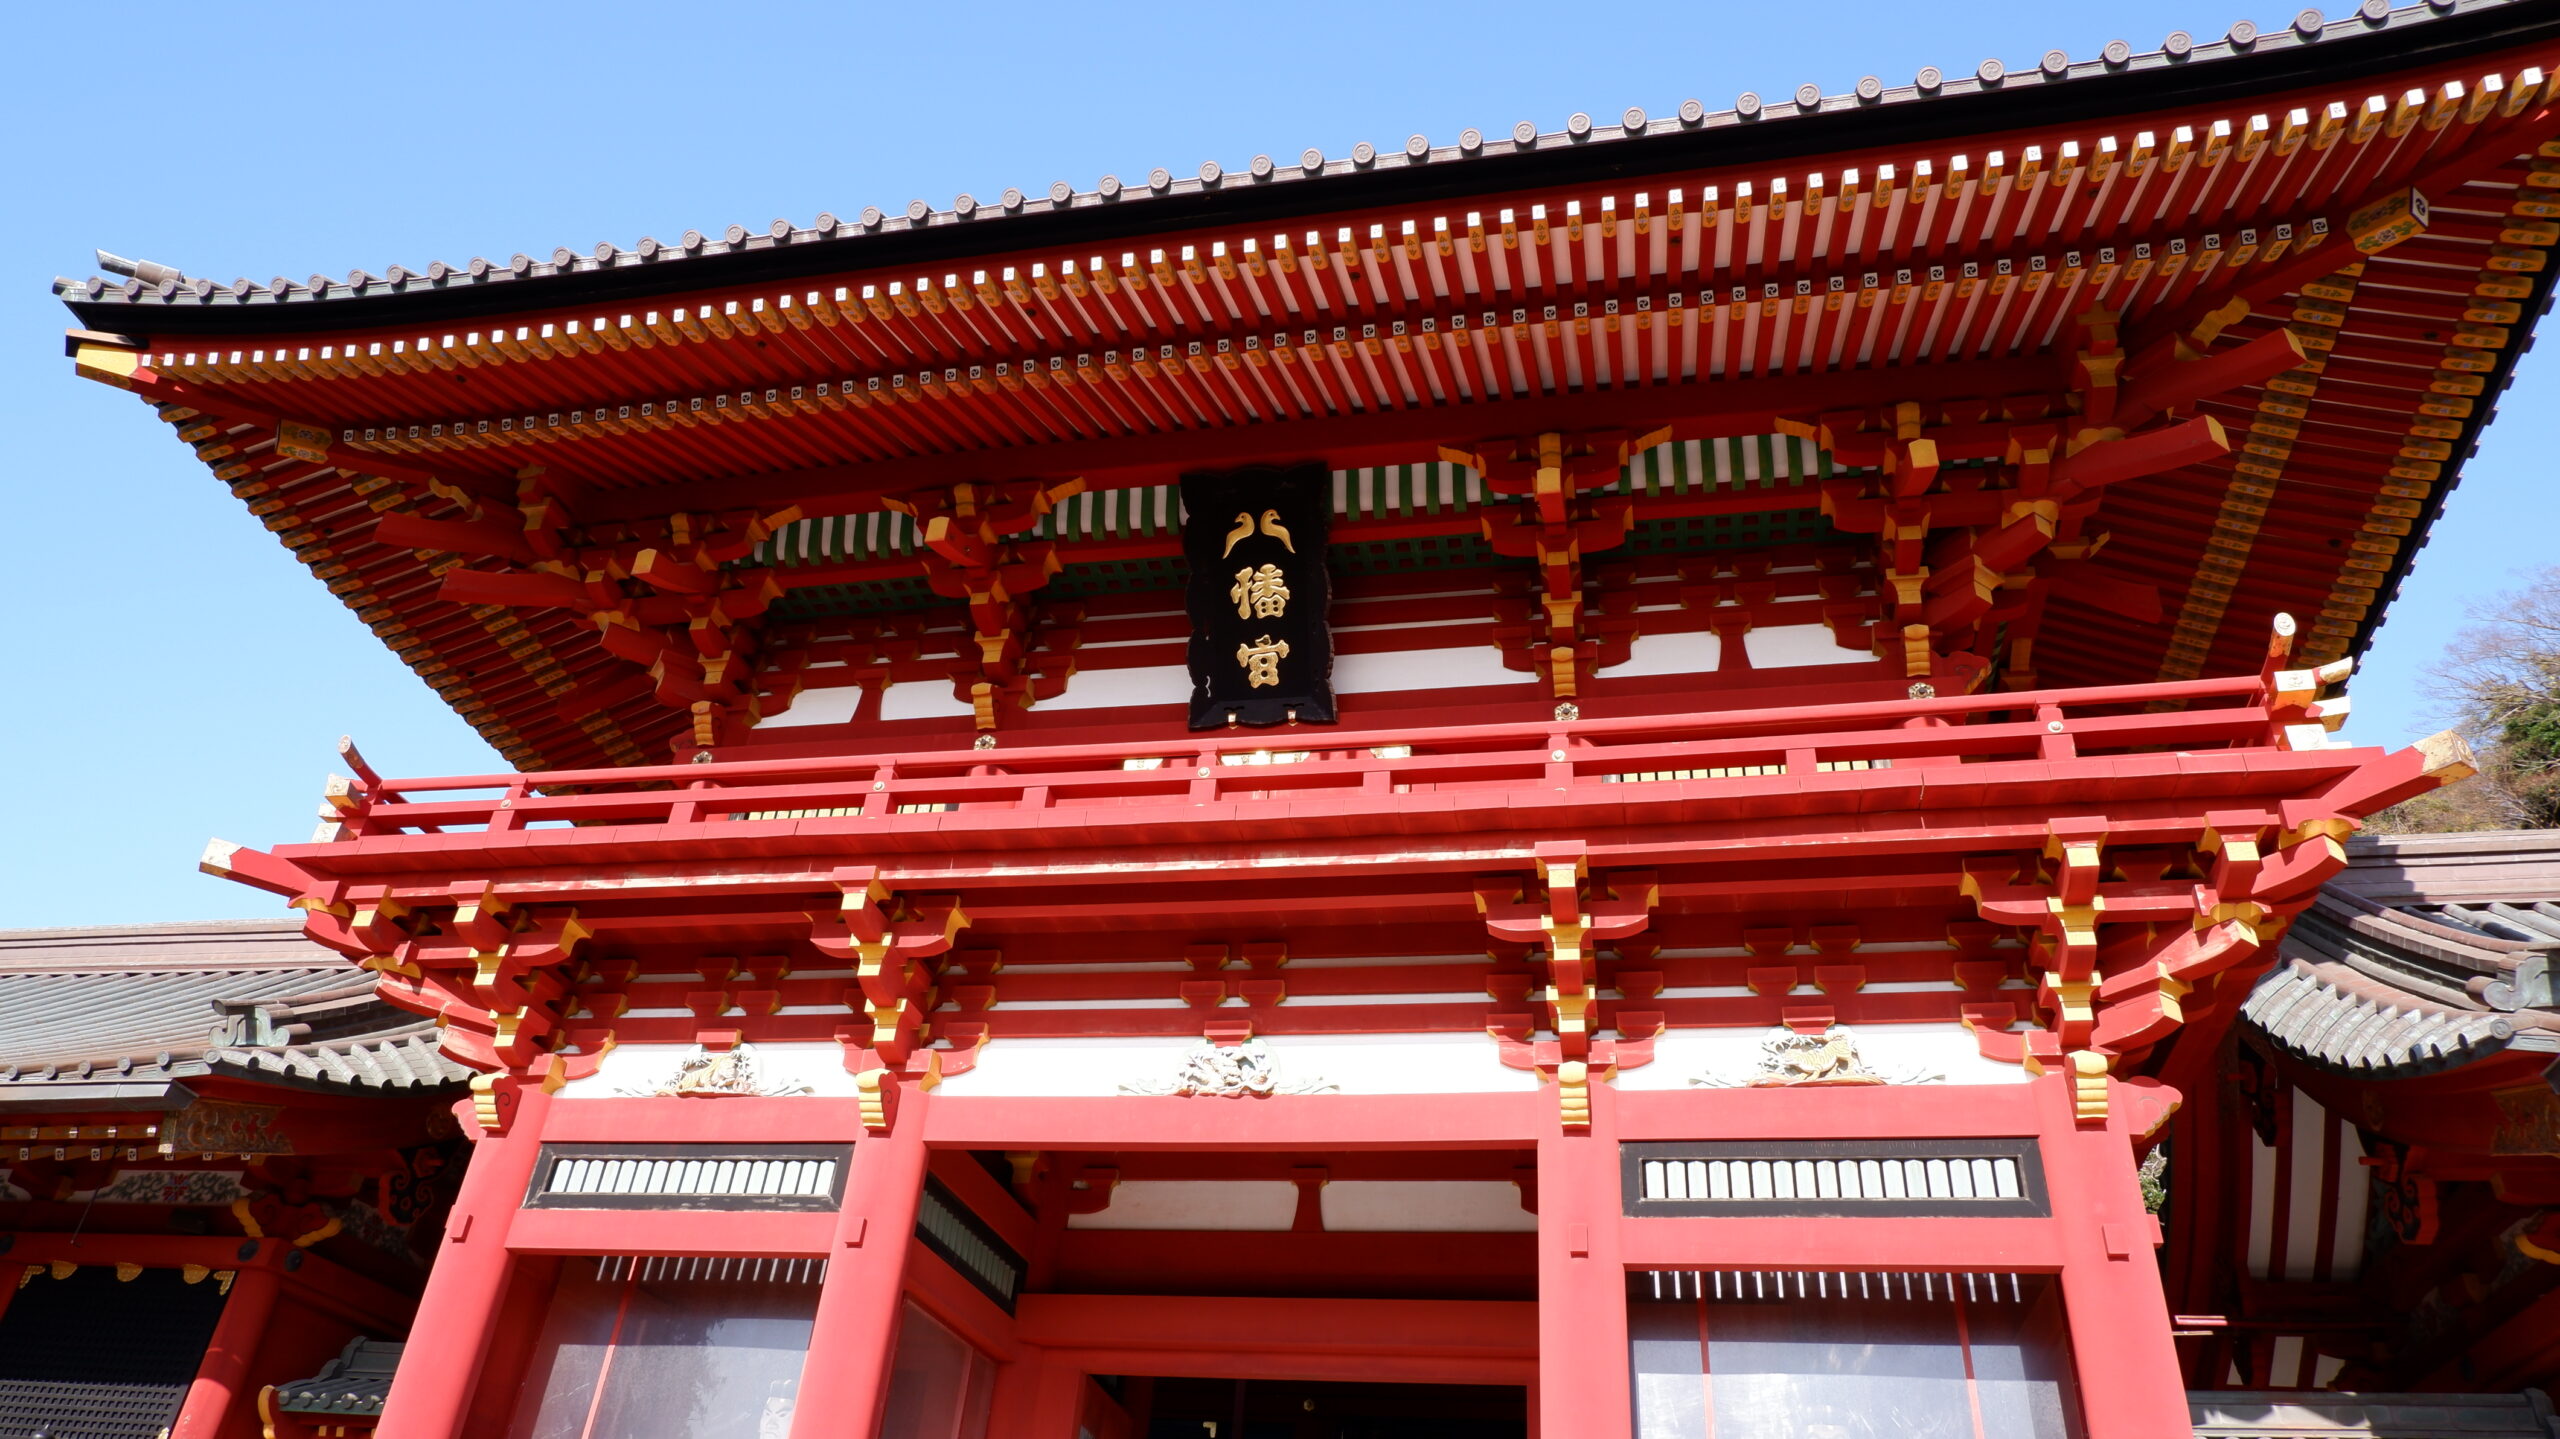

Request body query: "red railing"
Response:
[319, 671, 2304, 843]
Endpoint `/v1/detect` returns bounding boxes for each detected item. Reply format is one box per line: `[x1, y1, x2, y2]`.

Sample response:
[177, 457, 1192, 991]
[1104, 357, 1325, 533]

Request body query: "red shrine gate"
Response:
[51, 0, 2560, 1433]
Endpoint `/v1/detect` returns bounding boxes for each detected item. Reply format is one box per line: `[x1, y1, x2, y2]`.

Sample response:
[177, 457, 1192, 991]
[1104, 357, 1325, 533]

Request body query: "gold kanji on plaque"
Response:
[1236, 635, 1291, 688]
[1231, 563, 1291, 619]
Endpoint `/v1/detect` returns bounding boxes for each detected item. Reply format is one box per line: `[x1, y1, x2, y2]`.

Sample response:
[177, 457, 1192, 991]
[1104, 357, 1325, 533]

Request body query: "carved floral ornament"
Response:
[1119, 1040, 1337, 1098]
[621, 1042, 815, 1099]
[1690, 1025, 1947, 1089]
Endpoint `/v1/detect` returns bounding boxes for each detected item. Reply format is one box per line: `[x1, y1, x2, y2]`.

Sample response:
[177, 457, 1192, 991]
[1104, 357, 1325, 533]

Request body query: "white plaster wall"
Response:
[930, 1031, 1541, 1099]
[1334, 644, 1528, 695]
[553, 1041, 863, 1098]
[1321, 1180, 1536, 1233]
[1744, 622, 1877, 669]
[1613, 1022, 2029, 1090]
[879, 682, 979, 722]
[1067, 1179, 1299, 1231]
[1598, 628, 1720, 678]
[759, 686, 867, 728]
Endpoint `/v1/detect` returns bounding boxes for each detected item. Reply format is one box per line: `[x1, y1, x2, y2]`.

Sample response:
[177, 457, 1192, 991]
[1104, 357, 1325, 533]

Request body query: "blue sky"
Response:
[1, 0, 2549, 926]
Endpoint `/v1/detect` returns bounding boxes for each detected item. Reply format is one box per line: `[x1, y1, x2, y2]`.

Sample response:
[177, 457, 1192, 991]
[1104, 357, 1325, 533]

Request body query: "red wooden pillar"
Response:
[169, 1254, 283, 1439]
[987, 1346, 1087, 1439]
[376, 1084, 555, 1439]
[2040, 1078, 2190, 1439]
[1536, 1080, 1631, 1439]
[793, 1089, 932, 1438]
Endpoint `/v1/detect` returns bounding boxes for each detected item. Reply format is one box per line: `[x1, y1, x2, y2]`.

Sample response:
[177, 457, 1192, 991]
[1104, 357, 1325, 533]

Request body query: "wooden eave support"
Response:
[885, 477, 1087, 734]
[1447, 430, 1660, 698]
[1475, 841, 1660, 1130]
[806, 865, 975, 1130]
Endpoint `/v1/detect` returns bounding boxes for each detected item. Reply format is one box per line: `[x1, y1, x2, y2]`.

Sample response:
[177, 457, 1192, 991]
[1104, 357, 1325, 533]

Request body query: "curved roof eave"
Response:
[55, 0, 2560, 338]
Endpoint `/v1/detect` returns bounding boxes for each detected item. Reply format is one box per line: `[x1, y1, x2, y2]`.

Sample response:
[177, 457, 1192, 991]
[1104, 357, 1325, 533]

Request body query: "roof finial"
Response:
[94, 250, 185, 286]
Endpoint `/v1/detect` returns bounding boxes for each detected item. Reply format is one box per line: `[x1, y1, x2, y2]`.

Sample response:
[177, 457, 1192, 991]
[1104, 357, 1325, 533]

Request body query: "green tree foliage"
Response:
[2369, 565, 2560, 834]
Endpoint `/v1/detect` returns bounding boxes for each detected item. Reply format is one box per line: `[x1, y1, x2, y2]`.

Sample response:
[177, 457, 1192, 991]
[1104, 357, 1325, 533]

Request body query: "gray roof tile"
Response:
[2244, 830, 2560, 1078]
[53, 1, 2551, 325]
[0, 921, 468, 1094]
[271, 1338, 402, 1416]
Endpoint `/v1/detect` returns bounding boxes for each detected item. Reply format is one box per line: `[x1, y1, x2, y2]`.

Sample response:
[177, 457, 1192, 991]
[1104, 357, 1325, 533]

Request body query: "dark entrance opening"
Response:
[1139, 1377, 1528, 1438]
[0, 1265, 230, 1439]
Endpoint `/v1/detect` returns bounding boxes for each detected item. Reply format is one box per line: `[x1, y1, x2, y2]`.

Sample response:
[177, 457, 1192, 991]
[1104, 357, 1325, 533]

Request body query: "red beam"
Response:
[1619, 1215, 2065, 1271]
[503, 1206, 833, 1256]
[1011, 1292, 1537, 1380]
[922, 1093, 1540, 1151]
[371, 511, 536, 564]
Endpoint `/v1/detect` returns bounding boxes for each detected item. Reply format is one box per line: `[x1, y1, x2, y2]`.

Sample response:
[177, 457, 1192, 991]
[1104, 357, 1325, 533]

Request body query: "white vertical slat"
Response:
[1707, 1162, 1730, 1199]
[2329, 1123, 2369, 1282]
[2247, 1127, 2279, 1280]
[2268, 1335, 2306, 1389]
[1641, 1160, 1664, 1198]
[2284, 1090, 2328, 1281]
[1685, 1160, 1707, 1198]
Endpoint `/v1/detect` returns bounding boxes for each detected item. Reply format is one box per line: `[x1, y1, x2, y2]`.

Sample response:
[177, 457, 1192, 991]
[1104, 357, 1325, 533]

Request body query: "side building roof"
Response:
[269, 1338, 402, 1419]
[0, 920, 469, 1106]
[2243, 830, 2560, 1079]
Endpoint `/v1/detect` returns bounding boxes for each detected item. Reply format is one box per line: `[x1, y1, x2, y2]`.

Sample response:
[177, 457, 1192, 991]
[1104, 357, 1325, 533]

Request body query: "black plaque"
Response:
[1182, 464, 1333, 729]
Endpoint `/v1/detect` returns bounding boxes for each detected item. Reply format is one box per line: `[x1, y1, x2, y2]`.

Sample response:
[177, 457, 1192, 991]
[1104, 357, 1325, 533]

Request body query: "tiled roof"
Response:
[0, 920, 343, 974]
[53, 0, 2555, 329]
[2189, 1389, 2560, 1437]
[202, 1028, 461, 1092]
[270, 1338, 401, 1416]
[2243, 832, 2560, 1078]
[0, 921, 469, 1096]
